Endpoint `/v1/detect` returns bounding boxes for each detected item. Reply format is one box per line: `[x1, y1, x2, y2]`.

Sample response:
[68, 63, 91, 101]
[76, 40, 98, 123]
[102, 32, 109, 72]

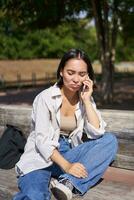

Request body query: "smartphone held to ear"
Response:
[81, 84, 86, 94]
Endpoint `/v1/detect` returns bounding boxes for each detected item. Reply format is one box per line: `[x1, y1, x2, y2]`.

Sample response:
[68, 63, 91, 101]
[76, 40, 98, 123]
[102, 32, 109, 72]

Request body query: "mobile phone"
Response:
[81, 84, 86, 94]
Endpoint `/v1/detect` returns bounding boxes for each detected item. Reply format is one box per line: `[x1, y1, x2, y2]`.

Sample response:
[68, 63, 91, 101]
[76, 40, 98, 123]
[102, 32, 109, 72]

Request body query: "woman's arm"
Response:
[83, 100, 100, 129]
[51, 148, 88, 178]
[81, 77, 100, 129]
[33, 93, 60, 162]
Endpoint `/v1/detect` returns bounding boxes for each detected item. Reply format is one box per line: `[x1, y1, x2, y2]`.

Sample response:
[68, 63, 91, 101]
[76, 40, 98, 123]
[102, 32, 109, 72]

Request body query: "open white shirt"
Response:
[16, 83, 106, 175]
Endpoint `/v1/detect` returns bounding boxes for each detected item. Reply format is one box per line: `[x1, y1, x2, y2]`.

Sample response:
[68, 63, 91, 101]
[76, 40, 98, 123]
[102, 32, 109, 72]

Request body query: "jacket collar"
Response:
[51, 83, 62, 97]
[51, 83, 83, 112]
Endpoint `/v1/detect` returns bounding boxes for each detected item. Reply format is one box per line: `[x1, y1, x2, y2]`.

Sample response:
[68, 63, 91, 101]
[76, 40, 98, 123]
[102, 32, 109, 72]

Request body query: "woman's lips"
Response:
[71, 85, 81, 89]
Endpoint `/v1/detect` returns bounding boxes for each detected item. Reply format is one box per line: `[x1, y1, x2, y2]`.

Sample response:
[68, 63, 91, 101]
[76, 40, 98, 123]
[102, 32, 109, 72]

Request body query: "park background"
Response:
[0, 1, 134, 199]
[0, 0, 133, 110]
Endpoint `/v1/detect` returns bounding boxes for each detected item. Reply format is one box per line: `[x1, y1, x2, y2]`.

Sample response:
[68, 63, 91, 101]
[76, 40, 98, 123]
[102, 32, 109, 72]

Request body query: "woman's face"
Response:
[60, 58, 88, 92]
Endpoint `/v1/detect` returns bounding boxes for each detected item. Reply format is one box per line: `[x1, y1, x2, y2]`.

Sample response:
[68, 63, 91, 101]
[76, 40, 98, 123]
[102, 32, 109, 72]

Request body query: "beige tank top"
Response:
[60, 114, 76, 136]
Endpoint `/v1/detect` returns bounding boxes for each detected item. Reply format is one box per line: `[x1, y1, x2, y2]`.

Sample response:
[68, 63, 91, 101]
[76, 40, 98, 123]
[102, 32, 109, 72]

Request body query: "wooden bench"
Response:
[0, 105, 134, 200]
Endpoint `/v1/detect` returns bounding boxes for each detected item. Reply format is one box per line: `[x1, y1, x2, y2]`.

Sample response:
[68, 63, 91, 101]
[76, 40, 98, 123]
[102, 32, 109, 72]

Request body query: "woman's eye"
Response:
[68, 72, 74, 75]
[80, 73, 87, 77]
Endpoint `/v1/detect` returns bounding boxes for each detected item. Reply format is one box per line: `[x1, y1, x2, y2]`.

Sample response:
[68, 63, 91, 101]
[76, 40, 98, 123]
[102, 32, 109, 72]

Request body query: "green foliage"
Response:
[0, 0, 133, 62]
[0, 22, 98, 60]
[0, 21, 133, 61]
[0, 0, 92, 29]
[116, 35, 134, 62]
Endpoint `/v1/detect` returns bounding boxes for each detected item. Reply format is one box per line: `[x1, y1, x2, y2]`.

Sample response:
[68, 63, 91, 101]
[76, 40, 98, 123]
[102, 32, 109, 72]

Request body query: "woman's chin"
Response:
[63, 85, 80, 92]
[69, 87, 79, 92]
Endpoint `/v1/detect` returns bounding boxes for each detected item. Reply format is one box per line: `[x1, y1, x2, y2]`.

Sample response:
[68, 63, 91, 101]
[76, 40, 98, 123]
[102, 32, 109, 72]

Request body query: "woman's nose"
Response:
[73, 75, 79, 83]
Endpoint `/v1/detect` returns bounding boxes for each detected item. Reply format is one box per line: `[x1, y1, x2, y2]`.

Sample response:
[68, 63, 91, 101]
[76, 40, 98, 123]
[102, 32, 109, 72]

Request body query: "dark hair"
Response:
[57, 49, 94, 87]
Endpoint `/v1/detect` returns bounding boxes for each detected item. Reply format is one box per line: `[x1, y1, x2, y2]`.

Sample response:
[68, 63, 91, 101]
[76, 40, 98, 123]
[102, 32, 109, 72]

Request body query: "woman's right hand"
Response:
[65, 162, 88, 178]
[51, 149, 88, 178]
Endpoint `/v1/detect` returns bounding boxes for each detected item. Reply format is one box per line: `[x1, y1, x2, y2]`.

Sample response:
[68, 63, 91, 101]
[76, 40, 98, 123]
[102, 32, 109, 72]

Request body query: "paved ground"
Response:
[0, 76, 134, 110]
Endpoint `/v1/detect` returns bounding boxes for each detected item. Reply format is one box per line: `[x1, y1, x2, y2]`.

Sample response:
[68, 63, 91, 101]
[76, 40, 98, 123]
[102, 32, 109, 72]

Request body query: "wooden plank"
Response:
[111, 136, 134, 170]
[112, 154, 134, 170]
[73, 180, 134, 200]
[0, 106, 134, 133]
[103, 166, 134, 184]
[0, 105, 31, 136]
[101, 109, 134, 133]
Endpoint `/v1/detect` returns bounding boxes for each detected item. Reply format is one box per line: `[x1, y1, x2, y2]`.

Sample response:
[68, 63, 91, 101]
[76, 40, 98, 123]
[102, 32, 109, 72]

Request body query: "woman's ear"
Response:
[60, 71, 63, 77]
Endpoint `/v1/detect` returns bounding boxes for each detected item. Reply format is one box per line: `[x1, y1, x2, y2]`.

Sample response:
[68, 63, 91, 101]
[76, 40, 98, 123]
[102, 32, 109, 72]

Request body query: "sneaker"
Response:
[51, 179, 73, 200]
[61, 179, 74, 192]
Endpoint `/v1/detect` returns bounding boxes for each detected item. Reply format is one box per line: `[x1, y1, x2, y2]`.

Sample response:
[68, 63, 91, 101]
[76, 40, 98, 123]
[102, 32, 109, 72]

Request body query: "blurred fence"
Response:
[0, 61, 134, 90]
[0, 72, 56, 90]
[93, 61, 134, 74]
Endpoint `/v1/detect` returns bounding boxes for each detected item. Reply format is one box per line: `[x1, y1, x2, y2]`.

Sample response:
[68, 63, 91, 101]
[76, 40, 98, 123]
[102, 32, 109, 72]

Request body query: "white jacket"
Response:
[16, 83, 106, 175]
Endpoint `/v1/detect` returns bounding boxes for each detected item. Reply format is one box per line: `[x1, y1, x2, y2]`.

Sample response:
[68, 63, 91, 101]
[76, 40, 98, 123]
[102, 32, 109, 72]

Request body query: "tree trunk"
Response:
[91, 0, 118, 103]
[101, 53, 114, 103]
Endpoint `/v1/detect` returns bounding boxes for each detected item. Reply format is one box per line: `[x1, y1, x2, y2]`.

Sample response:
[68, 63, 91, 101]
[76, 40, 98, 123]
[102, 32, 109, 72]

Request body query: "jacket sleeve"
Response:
[84, 97, 107, 139]
[32, 93, 59, 163]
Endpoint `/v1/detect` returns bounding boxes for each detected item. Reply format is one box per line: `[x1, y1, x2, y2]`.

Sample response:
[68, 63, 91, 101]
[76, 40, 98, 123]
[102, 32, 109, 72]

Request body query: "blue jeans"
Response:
[12, 133, 118, 200]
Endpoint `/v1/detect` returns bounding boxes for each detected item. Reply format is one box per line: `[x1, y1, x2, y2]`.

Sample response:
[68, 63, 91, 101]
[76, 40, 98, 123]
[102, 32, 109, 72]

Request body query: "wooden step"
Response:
[73, 180, 134, 200]
[103, 166, 134, 185]
[0, 167, 134, 200]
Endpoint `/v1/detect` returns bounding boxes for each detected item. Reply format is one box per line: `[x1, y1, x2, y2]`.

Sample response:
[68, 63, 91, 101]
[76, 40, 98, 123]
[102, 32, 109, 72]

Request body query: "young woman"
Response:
[13, 49, 118, 200]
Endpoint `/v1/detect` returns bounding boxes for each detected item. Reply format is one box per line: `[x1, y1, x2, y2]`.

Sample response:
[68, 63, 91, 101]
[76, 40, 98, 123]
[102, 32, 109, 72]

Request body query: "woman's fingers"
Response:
[76, 164, 88, 178]
[72, 169, 88, 178]
[68, 163, 88, 178]
[83, 80, 93, 89]
[81, 78, 93, 100]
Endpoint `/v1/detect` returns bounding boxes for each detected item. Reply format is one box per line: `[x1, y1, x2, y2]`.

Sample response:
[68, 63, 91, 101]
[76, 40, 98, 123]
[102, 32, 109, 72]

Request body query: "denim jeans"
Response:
[12, 132, 118, 200]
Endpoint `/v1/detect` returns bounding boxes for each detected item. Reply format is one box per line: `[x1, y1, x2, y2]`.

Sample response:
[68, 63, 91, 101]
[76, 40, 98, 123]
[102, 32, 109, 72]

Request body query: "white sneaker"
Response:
[51, 179, 73, 200]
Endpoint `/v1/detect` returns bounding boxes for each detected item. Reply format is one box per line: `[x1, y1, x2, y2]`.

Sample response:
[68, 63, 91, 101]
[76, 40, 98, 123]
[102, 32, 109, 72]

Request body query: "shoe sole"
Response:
[51, 180, 72, 200]
[51, 187, 69, 200]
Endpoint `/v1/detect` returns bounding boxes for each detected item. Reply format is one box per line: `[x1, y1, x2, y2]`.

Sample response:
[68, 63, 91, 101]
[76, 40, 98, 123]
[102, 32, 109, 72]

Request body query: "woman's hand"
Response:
[65, 162, 88, 178]
[80, 76, 93, 102]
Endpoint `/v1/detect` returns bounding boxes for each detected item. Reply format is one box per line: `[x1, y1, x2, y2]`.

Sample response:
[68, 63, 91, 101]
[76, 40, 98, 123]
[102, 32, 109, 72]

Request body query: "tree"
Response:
[91, 0, 134, 103]
[91, 0, 118, 102]
[0, 0, 68, 30]
[0, 0, 89, 30]
[0, 0, 133, 103]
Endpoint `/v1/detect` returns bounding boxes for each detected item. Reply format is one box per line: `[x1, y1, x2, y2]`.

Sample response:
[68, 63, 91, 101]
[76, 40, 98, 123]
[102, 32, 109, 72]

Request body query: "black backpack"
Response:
[0, 124, 26, 169]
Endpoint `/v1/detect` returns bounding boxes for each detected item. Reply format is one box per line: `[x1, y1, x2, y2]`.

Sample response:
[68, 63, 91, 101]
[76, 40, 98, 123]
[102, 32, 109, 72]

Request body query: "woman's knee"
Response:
[103, 132, 118, 153]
